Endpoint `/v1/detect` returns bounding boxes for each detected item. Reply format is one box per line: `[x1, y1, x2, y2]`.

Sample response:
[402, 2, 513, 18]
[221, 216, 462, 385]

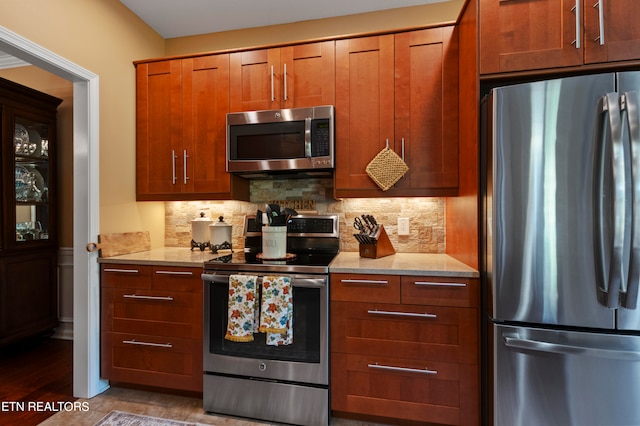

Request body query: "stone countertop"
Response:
[98, 248, 479, 277]
[329, 252, 479, 277]
[97, 247, 219, 268]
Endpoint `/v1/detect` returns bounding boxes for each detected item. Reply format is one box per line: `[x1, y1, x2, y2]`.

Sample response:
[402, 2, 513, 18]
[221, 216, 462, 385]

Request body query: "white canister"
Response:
[191, 212, 212, 250]
[209, 216, 232, 251]
[262, 226, 287, 259]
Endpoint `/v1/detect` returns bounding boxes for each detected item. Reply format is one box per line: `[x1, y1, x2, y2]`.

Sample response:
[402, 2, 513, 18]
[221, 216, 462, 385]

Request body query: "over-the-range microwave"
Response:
[226, 105, 334, 178]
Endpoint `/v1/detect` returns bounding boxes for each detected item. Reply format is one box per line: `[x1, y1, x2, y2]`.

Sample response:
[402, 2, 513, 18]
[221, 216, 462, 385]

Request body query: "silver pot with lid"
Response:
[191, 212, 212, 251]
[209, 216, 232, 253]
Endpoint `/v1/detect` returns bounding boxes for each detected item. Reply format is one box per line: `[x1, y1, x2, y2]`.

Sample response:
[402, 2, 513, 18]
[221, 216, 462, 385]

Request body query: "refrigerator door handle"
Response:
[503, 334, 640, 361]
[595, 93, 631, 309]
[622, 91, 640, 309]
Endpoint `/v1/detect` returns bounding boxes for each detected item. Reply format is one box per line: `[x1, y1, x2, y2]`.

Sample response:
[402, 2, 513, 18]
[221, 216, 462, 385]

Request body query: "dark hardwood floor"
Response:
[0, 336, 74, 425]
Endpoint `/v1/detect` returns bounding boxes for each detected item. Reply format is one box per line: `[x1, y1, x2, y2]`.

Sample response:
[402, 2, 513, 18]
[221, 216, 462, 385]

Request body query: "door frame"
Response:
[0, 26, 106, 398]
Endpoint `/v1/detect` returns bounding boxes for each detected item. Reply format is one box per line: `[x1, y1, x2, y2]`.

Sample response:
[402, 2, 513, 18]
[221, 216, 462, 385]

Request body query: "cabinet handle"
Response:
[368, 363, 437, 375]
[122, 339, 173, 348]
[171, 149, 177, 184]
[103, 268, 139, 274]
[414, 281, 467, 288]
[571, 1, 581, 48]
[367, 309, 437, 319]
[594, 1, 605, 45]
[283, 63, 288, 101]
[123, 294, 174, 301]
[341, 279, 389, 285]
[183, 149, 189, 184]
[270, 65, 275, 102]
[155, 270, 194, 276]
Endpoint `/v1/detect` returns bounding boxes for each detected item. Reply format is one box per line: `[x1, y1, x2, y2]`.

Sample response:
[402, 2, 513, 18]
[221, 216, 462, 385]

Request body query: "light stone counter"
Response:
[97, 247, 223, 268]
[97, 248, 479, 278]
[328, 252, 479, 277]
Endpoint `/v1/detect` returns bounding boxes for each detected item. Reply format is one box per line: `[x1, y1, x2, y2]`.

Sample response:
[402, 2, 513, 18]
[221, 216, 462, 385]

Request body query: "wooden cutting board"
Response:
[86, 231, 151, 257]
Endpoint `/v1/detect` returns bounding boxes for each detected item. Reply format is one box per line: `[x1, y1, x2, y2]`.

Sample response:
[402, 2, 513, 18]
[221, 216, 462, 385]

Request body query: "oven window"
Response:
[208, 281, 321, 363]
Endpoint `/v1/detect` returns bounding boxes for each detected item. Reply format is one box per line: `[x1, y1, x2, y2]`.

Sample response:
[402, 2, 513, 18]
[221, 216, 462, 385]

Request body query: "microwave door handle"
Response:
[623, 91, 640, 309]
[305, 117, 312, 158]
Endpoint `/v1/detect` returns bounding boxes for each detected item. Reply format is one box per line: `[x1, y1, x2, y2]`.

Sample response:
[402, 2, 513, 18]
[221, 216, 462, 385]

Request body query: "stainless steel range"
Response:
[201, 214, 339, 426]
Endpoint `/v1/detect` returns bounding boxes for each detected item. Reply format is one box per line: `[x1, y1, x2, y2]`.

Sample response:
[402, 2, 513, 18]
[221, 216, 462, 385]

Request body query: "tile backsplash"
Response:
[165, 178, 445, 253]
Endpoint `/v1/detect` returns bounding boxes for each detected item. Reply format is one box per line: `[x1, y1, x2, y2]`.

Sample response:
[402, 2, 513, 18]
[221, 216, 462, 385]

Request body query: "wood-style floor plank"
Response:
[0, 337, 74, 425]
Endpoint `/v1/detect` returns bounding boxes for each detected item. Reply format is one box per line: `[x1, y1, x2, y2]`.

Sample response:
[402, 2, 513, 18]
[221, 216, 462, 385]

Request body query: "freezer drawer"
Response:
[491, 323, 640, 426]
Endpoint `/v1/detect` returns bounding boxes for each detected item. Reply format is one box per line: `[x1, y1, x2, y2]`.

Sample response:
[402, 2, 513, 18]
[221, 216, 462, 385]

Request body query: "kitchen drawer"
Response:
[101, 331, 202, 392]
[101, 287, 202, 338]
[151, 266, 202, 292]
[401, 276, 479, 308]
[331, 352, 462, 424]
[101, 265, 152, 289]
[331, 273, 400, 303]
[331, 301, 478, 364]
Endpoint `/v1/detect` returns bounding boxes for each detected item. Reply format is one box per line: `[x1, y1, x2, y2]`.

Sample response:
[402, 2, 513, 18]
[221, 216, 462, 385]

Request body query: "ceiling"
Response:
[119, 0, 451, 38]
[0, 0, 454, 69]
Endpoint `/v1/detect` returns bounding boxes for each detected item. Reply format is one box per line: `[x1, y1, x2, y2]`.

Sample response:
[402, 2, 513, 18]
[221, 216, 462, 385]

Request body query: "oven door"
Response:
[202, 272, 328, 385]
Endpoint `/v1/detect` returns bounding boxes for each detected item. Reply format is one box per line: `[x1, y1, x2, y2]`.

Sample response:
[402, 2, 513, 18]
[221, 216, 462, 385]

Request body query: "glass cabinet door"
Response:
[14, 116, 51, 243]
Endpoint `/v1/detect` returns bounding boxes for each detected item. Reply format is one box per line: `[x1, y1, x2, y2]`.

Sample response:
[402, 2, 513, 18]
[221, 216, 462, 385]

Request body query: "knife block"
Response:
[359, 225, 395, 259]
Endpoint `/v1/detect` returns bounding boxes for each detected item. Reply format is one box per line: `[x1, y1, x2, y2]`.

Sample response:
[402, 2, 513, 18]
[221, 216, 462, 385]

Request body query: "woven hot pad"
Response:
[365, 147, 409, 191]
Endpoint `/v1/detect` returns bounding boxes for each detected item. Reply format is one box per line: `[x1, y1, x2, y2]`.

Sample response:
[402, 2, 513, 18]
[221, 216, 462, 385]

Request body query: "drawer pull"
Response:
[367, 309, 436, 319]
[122, 339, 173, 348]
[414, 281, 466, 287]
[103, 268, 139, 274]
[341, 279, 389, 285]
[155, 270, 193, 276]
[368, 363, 437, 375]
[123, 294, 174, 301]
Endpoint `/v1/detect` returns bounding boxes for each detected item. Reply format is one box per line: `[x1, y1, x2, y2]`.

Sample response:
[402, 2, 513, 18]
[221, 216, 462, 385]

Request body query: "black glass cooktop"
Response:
[205, 250, 337, 274]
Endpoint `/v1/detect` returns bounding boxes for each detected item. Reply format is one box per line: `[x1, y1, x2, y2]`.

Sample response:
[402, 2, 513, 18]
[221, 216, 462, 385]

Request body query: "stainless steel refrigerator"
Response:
[483, 72, 640, 426]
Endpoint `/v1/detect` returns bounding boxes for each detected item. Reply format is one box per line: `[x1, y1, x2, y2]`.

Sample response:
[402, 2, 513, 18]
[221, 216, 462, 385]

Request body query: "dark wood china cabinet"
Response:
[0, 77, 61, 347]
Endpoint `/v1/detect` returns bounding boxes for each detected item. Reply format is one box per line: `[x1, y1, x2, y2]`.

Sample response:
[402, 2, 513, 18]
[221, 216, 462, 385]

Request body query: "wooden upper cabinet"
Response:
[480, 0, 640, 74]
[583, 0, 640, 64]
[136, 55, 249, 201]
[393, 28, 458, 195]
[334, 35, 395, 194]
[229, 40, 335, 112]
[335, 27, 459, 198]
[136, 59, 182, 197]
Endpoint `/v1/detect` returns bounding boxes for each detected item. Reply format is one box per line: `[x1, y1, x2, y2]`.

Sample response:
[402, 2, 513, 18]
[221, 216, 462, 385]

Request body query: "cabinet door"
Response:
[392, 27, 458, 196]
[584, 0, 640, 64]
[136, 60, 183, 198]
[0, 250, 58, 346]
[479, 0, 583, 74]
[334, 35, 395, 197]
[280, 41, 335, 109]
[182, 55, 232, 197]
[229, 48, 281, 112]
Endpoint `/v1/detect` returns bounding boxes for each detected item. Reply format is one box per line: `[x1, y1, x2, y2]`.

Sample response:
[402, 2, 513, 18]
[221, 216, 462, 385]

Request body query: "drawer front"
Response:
[331, 352, 462, 425]
[152, 266, 202, 292]
[331, 301, 478, 364]
[101, 331, 202, 392]
[101, 287, 202, 337]
[331, 273, 400, 303]
[101, 265, 152, 289]
[401, 276, 479, 308]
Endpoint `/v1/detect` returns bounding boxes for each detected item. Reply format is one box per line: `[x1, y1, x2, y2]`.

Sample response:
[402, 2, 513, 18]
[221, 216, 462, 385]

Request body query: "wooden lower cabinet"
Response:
[330, 273, 479, 425]
[100, 264, 203, 392]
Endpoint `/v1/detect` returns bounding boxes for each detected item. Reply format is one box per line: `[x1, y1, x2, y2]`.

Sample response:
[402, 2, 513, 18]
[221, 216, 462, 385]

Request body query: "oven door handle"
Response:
[201, 273, 326, 288]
